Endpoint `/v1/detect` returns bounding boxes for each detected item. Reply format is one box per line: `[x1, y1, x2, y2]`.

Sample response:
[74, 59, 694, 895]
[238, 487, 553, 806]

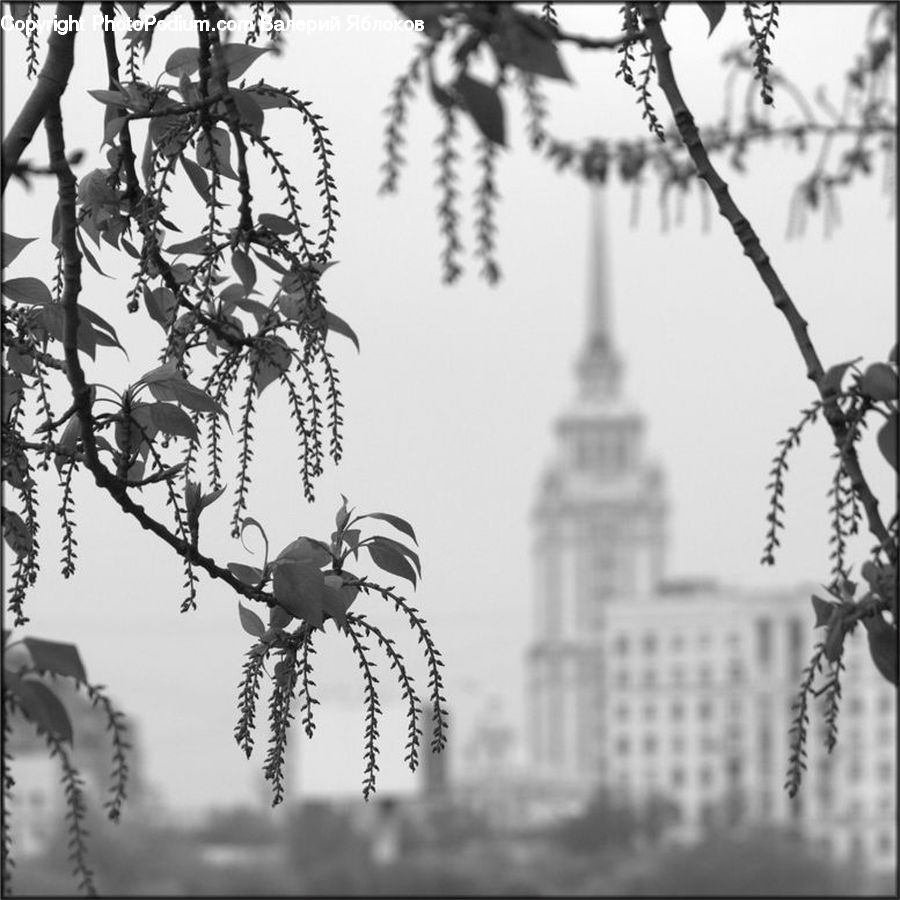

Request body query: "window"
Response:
[616, 669, 629, 688]
[847, 697, 864, 715]
[642, 633, 658, 654]
[879, 694, 893, 714]
[642, 702, 656, 721]
[756, 618, 772, 665]
[699, 665, 713, 685]
[700, 735, 717, 753]
[672, 735, 685, 754]
[728, 661, 743, 683]
[878, 760, 893, 782]
[878, 831, 894, 856]
[698, 700, 714, 720]
[615, 736, 630, 755]
[671, 701, 685, 721]
[698, 632, 711, 650]
[700, 767, 714, 787]
[614, 634, 629, 655]
[787, 616, 804, 673]
[671, 634, 685, 652]
[671, 767, 685, 787]
[615, 703, 629, 722]
[643, 669, 657, 687]
[591, 548, 617, 598]
[672, 666, 685, 685]
[643, 734, 658, 754]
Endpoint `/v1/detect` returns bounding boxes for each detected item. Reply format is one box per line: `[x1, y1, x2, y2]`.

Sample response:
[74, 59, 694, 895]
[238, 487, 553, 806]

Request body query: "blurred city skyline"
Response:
[1, 1, 894, 813]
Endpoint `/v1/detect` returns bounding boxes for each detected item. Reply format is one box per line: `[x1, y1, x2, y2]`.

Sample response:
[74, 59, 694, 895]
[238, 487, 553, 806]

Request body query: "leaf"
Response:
[454, 73, 506, 146]
[196, 127, 239, 181]
[258, 213, 296, 235]
[273, 560, 325, 627]
[38, 305, 99, 360]
[228, 563, 263, 587]
[269, 606, 293, 630]
[276, 536, 332, 570]
[87, 88, 130, 107]
[877, 414, 898, 472]
[144, 286, 178, 328]
[2, 371, 25, 421]
[229, 89, 265, 137]
[78, 305, 125, 353]
[363, 512, 418, 545]
[367, 541, 417, 588]
[335, 494, 352, 532]
[697, 2, 726, 36]
[166, 235, 210, 255]
[213, 43, 269, 81]
[6, 346, 33, 376]
[76, 231, 110, 278]
[822, 608, 850, 663]
[2, 508, 32, 556]
[498, 12, 571, 81]
[146, 402, 199, 440]
[369, 535, 421, 578]
[860, 362, 898, 403]
[246, 83, 292, 109]
[820, 358, 859, 396]
[2, 233, 37, 268]
[232, 249, 257, 294]
[325, 310, 360, 352]
[322, 574, 351, 628]
[1, 276, 53, 305]
[8, 675, 73, 744]
[811, 594, 837, 629]
[165, 46, 200, 77]
[181, 156, 211, 202]
[200, 485, 226, 511]
[238, 602, 267, 639]
[240, 516, 269, 566]
[252, 337, 292, 395]
[863, 612, 899, 685]
[145, 373, 226, 416]
[103, 116, 129, 147]
[22, 638, 87, 682]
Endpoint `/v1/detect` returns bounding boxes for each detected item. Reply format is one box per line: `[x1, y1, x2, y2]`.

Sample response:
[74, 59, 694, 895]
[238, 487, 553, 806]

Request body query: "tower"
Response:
[527, 188, 666, 789]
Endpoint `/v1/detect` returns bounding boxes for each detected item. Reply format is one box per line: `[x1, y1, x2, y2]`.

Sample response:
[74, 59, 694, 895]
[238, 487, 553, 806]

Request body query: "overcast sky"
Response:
[2, 4, 894, 810]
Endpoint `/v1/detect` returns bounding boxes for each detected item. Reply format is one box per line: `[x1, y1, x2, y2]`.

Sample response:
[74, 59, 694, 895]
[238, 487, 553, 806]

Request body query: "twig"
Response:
[638, 2, 894, 560]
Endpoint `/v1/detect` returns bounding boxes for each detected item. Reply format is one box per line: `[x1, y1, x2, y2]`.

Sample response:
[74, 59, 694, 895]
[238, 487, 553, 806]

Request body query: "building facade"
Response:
[526, 189, 896, 874]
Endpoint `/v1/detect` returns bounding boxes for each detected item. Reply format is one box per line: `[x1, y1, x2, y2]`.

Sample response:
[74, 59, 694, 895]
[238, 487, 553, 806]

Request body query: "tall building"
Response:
[526, 188, 896, 875]
[528, 187, 666, 798]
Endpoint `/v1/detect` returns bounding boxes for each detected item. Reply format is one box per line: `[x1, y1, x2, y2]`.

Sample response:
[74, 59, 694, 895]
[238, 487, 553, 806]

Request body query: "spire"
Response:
[576, 187, 622, 399]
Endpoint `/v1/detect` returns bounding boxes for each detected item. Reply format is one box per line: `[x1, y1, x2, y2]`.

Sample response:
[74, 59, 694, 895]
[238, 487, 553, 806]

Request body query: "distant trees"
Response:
[549, 787, 680, 856]
[616, 828, 866, 896]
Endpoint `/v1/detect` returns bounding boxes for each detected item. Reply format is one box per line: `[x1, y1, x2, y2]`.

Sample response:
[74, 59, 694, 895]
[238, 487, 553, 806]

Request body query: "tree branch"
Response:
[1, 3, 83, 194]
[637, 2, 894, 559]
[43, 98, 278, 607]
[552, 25, 647, 51]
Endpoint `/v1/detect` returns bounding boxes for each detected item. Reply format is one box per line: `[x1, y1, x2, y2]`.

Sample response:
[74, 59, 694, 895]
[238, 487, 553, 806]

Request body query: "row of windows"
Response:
[614, 765, 717, 789]
[613, 733, 724, 756]
[612, 631, 742, 654]
[613, 700, 724, 723]
[612, 663, 745, 687]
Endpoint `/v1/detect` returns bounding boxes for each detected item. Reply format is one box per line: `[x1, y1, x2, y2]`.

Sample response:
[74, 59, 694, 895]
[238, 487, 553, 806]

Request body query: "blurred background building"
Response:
[525, 188, 896, 876]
